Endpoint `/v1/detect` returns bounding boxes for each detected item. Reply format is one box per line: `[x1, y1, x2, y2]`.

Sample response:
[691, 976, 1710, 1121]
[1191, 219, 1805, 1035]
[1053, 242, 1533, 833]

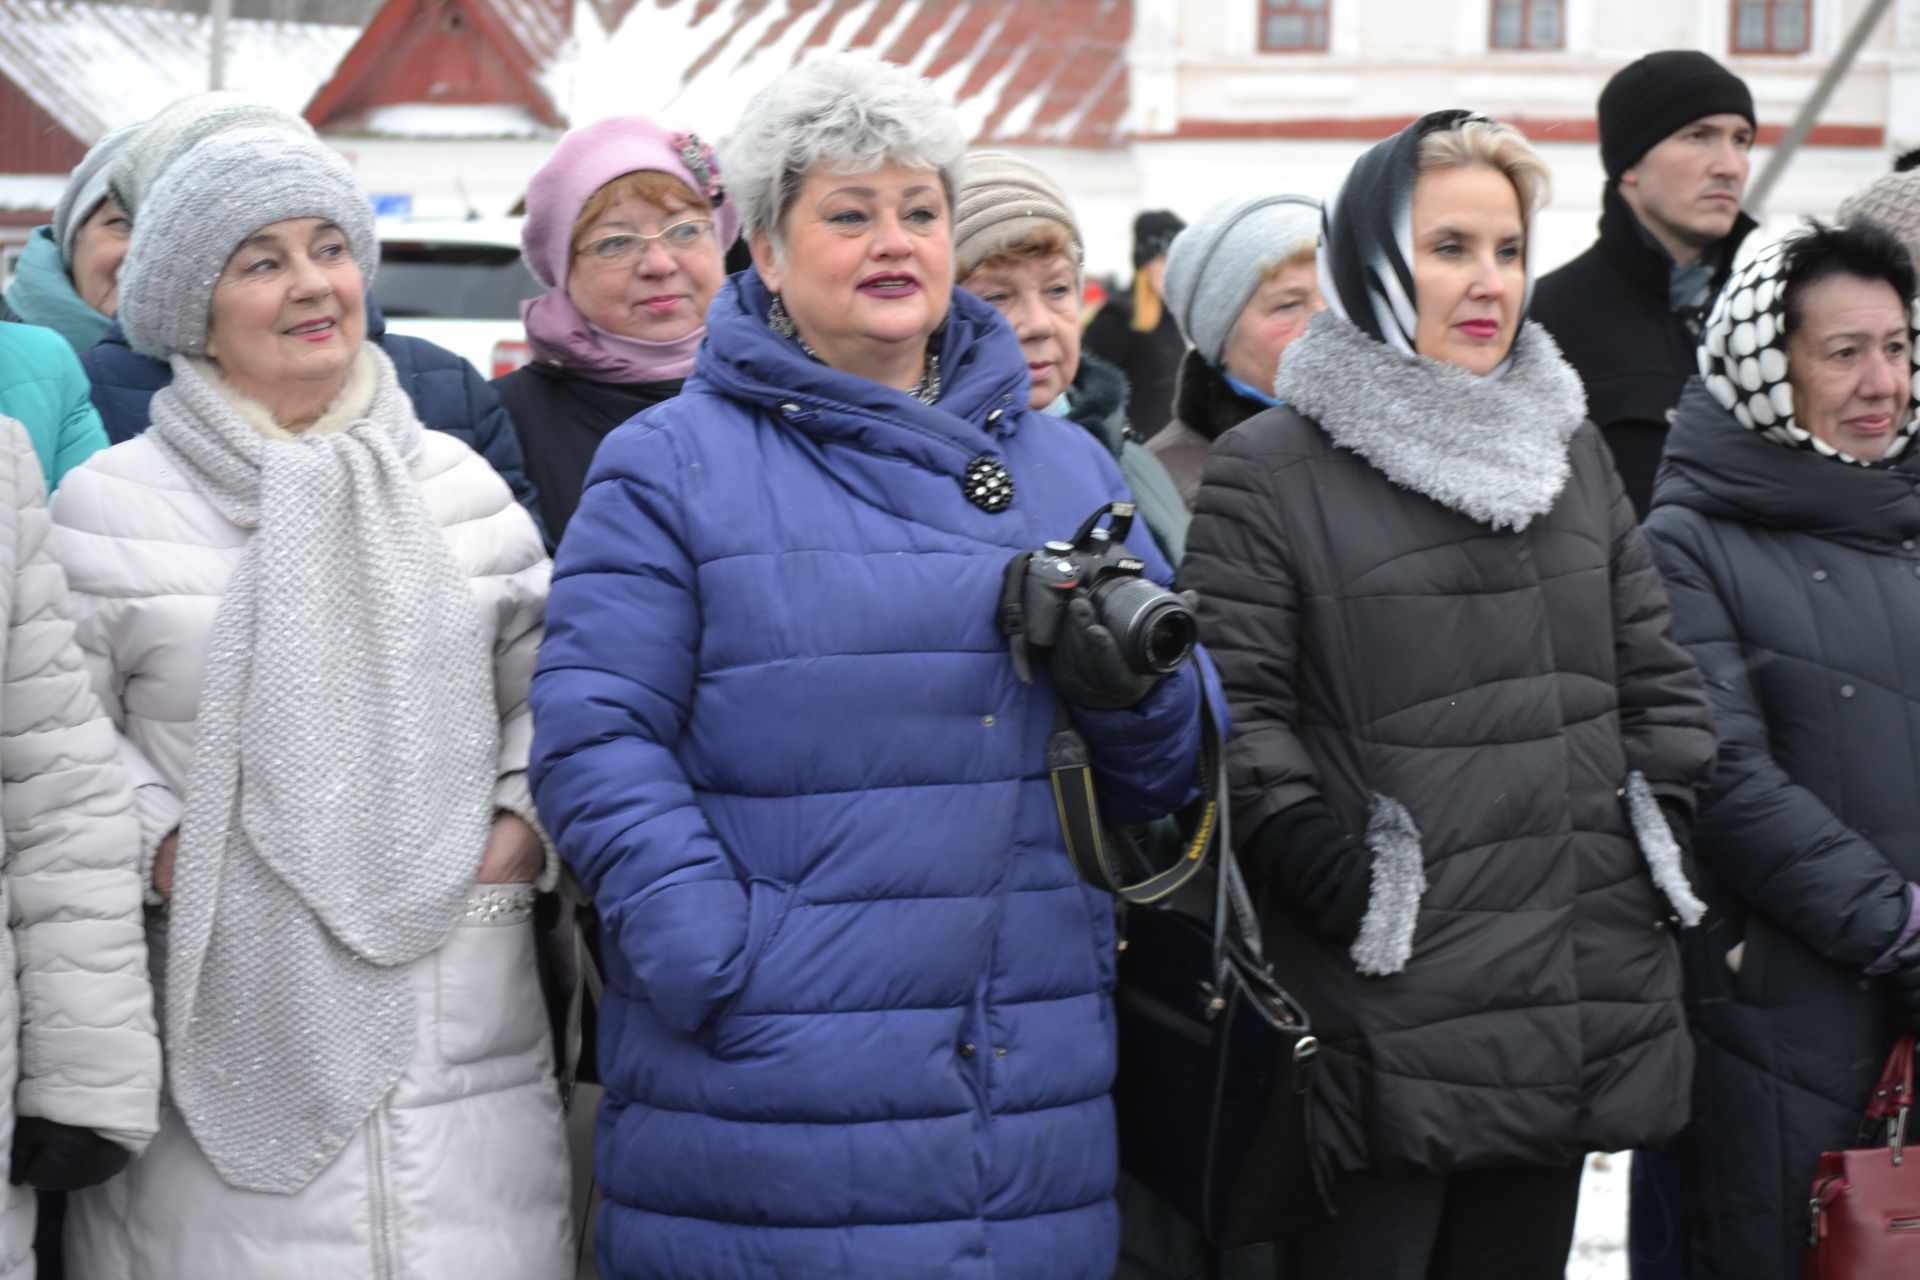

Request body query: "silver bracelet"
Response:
[463, 886, 537, 924]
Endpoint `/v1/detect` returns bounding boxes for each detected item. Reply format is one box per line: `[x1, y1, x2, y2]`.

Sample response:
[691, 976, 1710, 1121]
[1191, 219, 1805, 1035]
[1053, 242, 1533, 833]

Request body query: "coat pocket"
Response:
[712, 878, 798, 1021]
[436, 884, 548, 1067]
[1349, 793, 1426, 977]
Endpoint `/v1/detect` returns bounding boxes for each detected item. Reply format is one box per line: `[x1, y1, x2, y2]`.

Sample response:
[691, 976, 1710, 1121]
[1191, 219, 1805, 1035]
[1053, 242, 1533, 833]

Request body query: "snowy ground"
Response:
[1568, 1152, 1630, 1280]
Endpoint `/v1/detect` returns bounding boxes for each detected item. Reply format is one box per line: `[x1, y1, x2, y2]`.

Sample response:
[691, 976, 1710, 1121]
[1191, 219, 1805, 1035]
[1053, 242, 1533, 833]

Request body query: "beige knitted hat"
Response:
[953, 150, 1083, 279]
[1837, 169, 1920, 268]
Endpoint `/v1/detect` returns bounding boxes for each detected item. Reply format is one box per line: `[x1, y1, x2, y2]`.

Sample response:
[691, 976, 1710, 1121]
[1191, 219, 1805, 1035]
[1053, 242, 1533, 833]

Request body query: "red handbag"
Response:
[1804, 1035, 1920, 1279]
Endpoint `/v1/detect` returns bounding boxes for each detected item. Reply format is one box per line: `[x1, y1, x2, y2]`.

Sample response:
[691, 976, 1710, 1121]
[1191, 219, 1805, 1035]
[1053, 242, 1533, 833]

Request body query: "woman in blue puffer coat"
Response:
[530, 53, 1220, 1280]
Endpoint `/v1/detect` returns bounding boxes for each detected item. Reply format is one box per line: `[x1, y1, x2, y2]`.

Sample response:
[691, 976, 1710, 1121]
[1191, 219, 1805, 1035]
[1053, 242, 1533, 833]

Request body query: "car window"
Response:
[374, 242, 543, 320]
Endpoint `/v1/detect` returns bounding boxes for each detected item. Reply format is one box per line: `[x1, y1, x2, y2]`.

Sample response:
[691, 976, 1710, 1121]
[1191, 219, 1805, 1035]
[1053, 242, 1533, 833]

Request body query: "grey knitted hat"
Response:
[53, 125, 139, 265]
[1838, 170, 1920, 273]
[953, 150, 1083, 279]
[118, 128, 376, 359]
[109, 91, 316, 219]
[1163, 193, 1321, 365]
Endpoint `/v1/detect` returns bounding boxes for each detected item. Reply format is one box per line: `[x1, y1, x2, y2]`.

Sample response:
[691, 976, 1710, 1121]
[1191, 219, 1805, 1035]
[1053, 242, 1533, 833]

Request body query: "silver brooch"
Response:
[963, 456, 1014, 512]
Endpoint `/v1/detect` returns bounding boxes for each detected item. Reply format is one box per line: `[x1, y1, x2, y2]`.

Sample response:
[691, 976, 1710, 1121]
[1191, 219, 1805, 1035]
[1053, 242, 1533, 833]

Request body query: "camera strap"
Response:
[1046, 696, 1222, 905]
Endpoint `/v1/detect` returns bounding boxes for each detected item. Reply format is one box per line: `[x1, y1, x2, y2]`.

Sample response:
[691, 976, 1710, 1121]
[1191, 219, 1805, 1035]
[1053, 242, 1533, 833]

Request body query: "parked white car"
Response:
[374, 217, 541, 378]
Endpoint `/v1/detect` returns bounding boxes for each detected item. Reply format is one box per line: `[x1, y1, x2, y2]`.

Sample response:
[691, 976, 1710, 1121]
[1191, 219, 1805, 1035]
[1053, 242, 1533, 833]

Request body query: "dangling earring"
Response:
[768, 294, 796, 339]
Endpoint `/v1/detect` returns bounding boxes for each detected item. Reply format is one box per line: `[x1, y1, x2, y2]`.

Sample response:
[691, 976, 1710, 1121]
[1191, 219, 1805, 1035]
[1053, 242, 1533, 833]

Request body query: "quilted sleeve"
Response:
[1599, 434, 1717, 807]
[1643, 509, 1909, 966]
[48, 342, 109, 491]
[46, 464, 181, 899]
[1178, 426, 1321, 841]
[529, 423, 758, 1035]
[483, 489, 557, 890]
[0, 421, 159, 1150]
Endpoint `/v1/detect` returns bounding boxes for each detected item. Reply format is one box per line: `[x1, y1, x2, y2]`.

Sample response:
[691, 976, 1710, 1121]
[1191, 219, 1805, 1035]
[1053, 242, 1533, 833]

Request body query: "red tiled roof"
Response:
[583, 0, 1131, 148]
[0, 0, 356, 145]
[305, 0, 571, 134]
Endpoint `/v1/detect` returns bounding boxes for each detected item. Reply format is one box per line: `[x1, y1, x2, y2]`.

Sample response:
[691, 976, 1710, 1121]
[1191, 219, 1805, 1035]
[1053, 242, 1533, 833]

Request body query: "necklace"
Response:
[769, 295, 943, 405]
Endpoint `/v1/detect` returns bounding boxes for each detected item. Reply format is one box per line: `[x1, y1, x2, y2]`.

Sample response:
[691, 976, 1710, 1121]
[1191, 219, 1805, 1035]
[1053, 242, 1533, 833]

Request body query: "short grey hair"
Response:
[723, 52, 968, 252]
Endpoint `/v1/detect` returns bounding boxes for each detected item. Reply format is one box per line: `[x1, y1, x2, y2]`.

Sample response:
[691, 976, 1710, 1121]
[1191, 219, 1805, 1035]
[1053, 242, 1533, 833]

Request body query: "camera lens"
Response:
[1090, 577, 1197, 675]
[1141, 607, 1198, 672]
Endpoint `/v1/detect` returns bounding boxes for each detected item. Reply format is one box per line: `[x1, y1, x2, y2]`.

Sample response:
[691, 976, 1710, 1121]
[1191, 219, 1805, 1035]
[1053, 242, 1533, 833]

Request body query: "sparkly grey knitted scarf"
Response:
[150, 350, 498, 1194]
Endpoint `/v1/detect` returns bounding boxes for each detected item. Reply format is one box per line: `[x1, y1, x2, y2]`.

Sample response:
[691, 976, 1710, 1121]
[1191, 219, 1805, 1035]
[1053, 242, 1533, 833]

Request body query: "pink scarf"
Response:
[521, 288, 703, 385]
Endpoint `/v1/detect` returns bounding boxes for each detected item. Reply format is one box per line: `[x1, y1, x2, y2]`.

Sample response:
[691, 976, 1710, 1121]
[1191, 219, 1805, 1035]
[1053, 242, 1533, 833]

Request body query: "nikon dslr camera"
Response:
[997, 502, 1197, 686]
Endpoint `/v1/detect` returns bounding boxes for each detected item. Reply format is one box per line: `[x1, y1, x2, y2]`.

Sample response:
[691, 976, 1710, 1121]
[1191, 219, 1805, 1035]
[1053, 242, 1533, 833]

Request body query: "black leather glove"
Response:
[1890, 932, 1920, 1034]
[1243, 798, 1372, 945]
[10, 1117, 130, 1191]
[1048, 596, 1160, 711]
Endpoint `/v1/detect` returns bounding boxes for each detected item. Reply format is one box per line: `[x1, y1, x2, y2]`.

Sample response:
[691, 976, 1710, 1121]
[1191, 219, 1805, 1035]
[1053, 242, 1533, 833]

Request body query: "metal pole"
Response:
[209, 0, 231, 91]
[1746, 0, 1898, 215]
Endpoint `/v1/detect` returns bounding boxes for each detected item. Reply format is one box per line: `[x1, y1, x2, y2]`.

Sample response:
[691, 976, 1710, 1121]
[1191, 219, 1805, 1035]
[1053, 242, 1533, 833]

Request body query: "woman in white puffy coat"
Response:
[0, 411, 159, 1278]
[49, 130, 570, 1279]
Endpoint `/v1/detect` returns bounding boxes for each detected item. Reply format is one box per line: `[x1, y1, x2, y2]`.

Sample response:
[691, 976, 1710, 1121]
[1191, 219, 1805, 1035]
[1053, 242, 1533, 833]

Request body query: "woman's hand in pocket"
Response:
[477, 812, 544, 884]
[153, 828, 180, 901]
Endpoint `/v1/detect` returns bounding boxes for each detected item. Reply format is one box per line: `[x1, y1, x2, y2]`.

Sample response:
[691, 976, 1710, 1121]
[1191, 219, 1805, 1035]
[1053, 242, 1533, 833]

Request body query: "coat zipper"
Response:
[367, 1106, 397, 1279]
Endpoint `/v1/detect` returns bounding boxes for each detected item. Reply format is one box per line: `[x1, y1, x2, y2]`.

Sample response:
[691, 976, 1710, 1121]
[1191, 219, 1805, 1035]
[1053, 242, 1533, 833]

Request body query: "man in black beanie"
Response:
[1533, 50, 1757, 519]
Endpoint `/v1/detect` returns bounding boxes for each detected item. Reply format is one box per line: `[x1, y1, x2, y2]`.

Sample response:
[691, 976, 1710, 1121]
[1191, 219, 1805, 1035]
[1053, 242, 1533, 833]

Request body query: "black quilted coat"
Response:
[1180, 407, 1716, 1175]
[1643, 381, 1920, 1280]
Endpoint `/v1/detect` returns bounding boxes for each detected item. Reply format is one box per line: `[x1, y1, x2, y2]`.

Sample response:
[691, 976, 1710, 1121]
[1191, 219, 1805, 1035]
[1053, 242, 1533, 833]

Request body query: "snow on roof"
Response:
[0, 0, 359, 145]
[0, 174, 68, 211]
[569, 0, 1131, 149]
[361, 103, 553, 138]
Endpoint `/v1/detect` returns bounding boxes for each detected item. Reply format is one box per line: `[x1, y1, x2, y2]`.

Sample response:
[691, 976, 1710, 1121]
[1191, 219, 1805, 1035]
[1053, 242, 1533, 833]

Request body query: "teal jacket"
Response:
[0, 227, 112, 354]
[0, 322, 110, 491]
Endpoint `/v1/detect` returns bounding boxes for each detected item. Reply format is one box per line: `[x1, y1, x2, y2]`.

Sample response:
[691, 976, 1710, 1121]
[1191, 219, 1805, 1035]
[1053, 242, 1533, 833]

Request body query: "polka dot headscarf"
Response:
[1699, 236, 1920, 465]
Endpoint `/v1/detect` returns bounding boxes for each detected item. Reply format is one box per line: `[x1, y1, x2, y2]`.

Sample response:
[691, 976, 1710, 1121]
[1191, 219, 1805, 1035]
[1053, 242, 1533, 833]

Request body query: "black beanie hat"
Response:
[1599, 51, 1755, 180]
[1132, 209, 1185, 268]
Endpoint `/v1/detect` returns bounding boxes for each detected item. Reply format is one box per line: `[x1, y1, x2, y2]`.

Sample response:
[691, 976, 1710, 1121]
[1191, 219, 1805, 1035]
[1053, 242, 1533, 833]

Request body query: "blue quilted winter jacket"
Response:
[530, 270, 1221, 1280]
[78, 303, 545, 533]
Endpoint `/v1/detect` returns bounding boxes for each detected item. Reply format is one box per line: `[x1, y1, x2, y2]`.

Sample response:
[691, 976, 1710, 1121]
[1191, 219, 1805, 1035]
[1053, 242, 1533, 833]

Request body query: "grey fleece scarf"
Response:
[151, 350, 498, 1194]
[1277, 310, 1587, 531]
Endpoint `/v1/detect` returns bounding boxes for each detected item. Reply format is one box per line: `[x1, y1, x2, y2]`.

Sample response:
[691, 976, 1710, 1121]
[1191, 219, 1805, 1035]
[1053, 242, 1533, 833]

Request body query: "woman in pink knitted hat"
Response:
[494, 116, 740, 543]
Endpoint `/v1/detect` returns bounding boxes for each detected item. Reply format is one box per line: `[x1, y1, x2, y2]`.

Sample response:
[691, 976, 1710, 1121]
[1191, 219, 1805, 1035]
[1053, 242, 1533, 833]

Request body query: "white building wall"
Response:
[1080, 0, 1911, 283]
[328, 137, 555, 220]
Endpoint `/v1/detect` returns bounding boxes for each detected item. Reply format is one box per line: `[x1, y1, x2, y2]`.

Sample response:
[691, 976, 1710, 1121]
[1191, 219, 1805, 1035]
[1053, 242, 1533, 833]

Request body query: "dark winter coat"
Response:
[1148, 350, 1269, 511]
[1084, 294, 1185, 439]
[491, 360, 681, 546]
[78, 306, 545, 532]
[1643, 381, 1920, 1280]
[1063, 353, 1189, 563]
[528, 270, 1221, 1280]
[1532, 188, 1755, 519]
[1179, 319, 1716, 1176]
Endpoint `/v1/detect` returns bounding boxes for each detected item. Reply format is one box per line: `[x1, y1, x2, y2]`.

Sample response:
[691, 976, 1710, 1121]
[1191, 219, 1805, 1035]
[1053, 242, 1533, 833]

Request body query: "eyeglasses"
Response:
[577, 218, 716, 268]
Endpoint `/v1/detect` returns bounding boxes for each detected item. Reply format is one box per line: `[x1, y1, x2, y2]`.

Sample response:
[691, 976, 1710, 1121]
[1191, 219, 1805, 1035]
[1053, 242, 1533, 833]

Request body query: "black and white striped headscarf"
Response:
[1318, 109, 1535, 377]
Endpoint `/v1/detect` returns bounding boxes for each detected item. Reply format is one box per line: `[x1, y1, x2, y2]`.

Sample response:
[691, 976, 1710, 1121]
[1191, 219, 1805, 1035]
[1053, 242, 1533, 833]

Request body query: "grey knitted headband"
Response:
[54, 125, 138, 265]
[1163, 192, 1321, 365]
[108, 92, 316, 219]
[1838, 171, 1920, 277]
[118, 128, 376, 359]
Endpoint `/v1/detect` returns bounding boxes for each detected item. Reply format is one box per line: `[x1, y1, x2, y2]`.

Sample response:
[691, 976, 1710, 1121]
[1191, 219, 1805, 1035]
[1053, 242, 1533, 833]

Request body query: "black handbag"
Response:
[1112, 808, 1330, 1249]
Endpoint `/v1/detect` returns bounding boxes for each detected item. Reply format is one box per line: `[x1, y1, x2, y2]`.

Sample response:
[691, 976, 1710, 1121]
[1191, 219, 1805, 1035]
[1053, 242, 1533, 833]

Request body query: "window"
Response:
[1260, 0, 1329, 52]
[1490, 0, 1563, 50]
[1731, 0, 1810, 53]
